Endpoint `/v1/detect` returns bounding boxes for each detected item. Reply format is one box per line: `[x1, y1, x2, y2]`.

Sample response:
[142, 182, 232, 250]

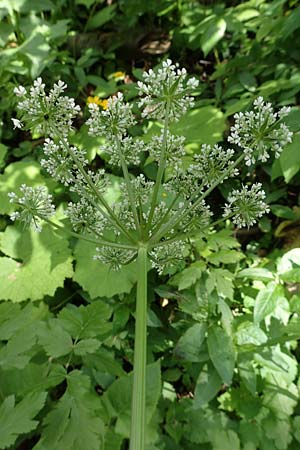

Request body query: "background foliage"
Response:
[0, 0, 300, 449]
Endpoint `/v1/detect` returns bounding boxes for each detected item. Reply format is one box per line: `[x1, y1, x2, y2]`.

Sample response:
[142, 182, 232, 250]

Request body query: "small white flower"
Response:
[13, 85, 27, 97]
[11, 118, 23, 129]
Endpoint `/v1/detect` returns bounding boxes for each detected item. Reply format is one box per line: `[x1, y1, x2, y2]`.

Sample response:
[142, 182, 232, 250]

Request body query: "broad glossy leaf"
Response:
[74, 239, 138, 298]
[0, 225, 73, 302]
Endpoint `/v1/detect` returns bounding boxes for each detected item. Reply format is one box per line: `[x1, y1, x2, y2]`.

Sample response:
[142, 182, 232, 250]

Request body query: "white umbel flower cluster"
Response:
[149, 240, 186, 274]
[223, 183, 269, 228]
[138, 59, 199, 121]
[100, 136, 145, 166]
[228, 97, 292, 166]
[66, 199, 106, 234]
[8, 185, 55, 232]
[12, 78, 80, 137]
[41, 138, 88, 186]
[87, 92, 136, 139]
[147, 131, 186, 170]
[9, 64, 293, 273]
[93, 247, 137, 271]
[188, 144, 239, 187]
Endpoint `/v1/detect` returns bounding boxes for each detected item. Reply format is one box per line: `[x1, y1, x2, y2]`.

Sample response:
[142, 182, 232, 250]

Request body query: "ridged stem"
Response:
[130, 244, 148, 450]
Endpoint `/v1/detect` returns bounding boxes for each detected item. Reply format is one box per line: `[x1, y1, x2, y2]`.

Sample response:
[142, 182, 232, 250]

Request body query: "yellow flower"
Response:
[87, 96, 109, 110]
[111, 71, 126, 80]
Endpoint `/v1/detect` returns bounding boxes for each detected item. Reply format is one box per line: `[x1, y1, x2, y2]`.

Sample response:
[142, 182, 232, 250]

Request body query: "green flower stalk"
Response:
[10, 59, 293, 450]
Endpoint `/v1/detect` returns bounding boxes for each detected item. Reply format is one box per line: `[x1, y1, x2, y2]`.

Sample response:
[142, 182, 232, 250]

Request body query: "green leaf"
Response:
[236, 322, 267, 346]
[193, 362, 222, 408]
[0, 392, 47, 449]
[238, 71, 257, 92]
[206, 268, 234, 300]
[279, 135, 300, 182]
[0, 325, 37, 369]
[238, 358, 257, 395]
[211, 429, 240, 450]
[86, 4, 117, 30]
[0, 144, 8, 168]
[279, 268, 300, 282]
[200, 17, 227, 56]
[253, 282, 282, 324]
[236, 268, 274, 282]
[207, 326, 235, 385]
[73, 338, 101, 355]
[270, 204, 296, 220]
[102, 361, 161, 437]
[174, 323, 207, 362]
[73, 239, 138, 298]
[0, 225, 73, 302]
[169, 106, 226, 145]
[38, 320, 73, 358]
[58, 301, 112, 339]
[281, 6, 300, 39]
[34, 371, 104, 450]
[207, 249, 244, 266]
[18, 32, 51, 78]
[171, 261, 205, 290]
[0, 363, 66, 398]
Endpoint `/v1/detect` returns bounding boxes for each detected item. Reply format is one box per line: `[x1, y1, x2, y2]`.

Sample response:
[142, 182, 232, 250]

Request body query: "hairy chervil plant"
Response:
[10, 60, 292, 450]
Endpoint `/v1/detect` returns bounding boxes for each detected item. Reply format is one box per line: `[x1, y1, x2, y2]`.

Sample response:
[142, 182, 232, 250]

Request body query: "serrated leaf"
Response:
[207, 326, 235, 385]
[0, 392, 47, 449]
[0, 363, 66, 398]
[254, 282, 282, 324]
[38, 320, 73, 358]
[171, 261, 205, 290]
[193, 362, 222, 408]
[0, 225, 73, 302]
[73, 239, 138, 298]
[34, 371, 104, 450]
[236, 322, 267, 346]
[0, 325, 36, 369]
[73, 338, 101, 355]
[174, 323, 207, 362]
[206, 268, 234, 300]
[207, 249, 244, 266]
[58, 301, 112, 339]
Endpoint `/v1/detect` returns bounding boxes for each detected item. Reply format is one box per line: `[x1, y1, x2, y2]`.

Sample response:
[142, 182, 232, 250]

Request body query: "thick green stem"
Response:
[130, 245, 148, 450]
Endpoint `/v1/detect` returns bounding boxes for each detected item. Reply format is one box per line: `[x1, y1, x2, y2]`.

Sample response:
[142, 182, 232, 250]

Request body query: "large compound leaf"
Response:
[73, 239, 138, 298]
[33, 371, 104, 450]
[0, 392, 47, 449]
[0, 225, 73, 302]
